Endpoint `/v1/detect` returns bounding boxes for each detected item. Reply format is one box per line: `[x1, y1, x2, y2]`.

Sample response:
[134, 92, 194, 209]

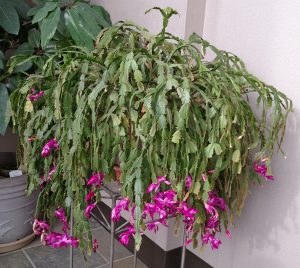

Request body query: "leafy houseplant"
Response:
[0, 0, 111, 252]
[0, 0, 112, 135]
[11, 7, 292, 254]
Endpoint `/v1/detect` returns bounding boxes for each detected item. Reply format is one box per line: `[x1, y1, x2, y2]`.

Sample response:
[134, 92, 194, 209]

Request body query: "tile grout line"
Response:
[114, 254, 134, 262]
[0, 249, 22, 257]
[95, 249, 109, 264]
[22, 248, 37, 268]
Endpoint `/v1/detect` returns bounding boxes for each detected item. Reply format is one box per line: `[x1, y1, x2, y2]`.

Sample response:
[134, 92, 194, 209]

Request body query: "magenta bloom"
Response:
[226, 230, 232, 239]
[206, 216, 219, 229]
[253, 162, 274, 181]
[119, 225, 136, 245]
[207, 192, 226, 211]
[178, 202, 197, 232]
[47, 166, 56, 182]
[147, 176, 171, 193]
[33, 219, 50, 235]
[87, 173, 105, 188]
[44, 232, 79, 248]
[55, 208, 68, 232]
[41, 139, 59, 158]
[92, 239, 99, 253]
[143, 203, 159, 219]
[202, 231, 222, 250]
[85, 190, 95, 202]
[111, 197, 130, 222]
[28, 89, 45, 101]
[85, 202, 97, 219]
[146, 221, 160, 233]
[185, 175, 192, 190]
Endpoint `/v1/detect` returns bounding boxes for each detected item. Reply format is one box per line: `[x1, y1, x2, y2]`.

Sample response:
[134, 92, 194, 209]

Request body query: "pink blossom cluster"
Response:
[41, 139, 59, 158]
[202, 191, 228, 250]
[40, 166, 56, 189]
[253, 160, 274, 181]
[28, 87, 44, 101]
[84, 173, 105, 219]
[111, 176, 199, 246]
[33, 208, 79, 249]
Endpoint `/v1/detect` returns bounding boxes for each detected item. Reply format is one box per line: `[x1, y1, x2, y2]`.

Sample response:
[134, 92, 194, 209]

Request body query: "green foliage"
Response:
[30, 0, 112, 49]
[11, 8, 292, 251]
[0, 0, 111, 135]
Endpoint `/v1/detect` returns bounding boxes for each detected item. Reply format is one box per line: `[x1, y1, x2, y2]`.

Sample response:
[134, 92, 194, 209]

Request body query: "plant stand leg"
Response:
[180, 228, 187, 268]
[70, 204, 74, 268]
[109, 196, 117, 268]
[133, 244, 137, 268]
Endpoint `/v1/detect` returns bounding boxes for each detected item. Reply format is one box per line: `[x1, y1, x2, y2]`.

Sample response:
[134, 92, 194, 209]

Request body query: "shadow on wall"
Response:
[234, 109, 300, 256]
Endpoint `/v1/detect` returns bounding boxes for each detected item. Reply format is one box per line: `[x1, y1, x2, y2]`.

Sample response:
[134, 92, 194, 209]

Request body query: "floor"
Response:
[0, 218, 148, 268]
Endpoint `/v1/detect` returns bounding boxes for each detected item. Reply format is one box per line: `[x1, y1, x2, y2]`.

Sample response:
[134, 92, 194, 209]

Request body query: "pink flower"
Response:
[185, 239, 192, 246]
[153, 190, 177, 210]
[146, 222, 160, 233]
[87, 173, 105, 188]
[111, 197, 130, 222]
[33, 219, 50, 235]
[85, 202, 97, 219]
[226, 230, 232, 239]
[206, 216, 219, 229]
[119, 225, 136, 245]
[28, 88, 45, 101]
[48, 166, 56, 178]
[185, 175, 192, 190]
[202, 231, 222, 250]
[92, 239, 99, 253]
[143, 203, 159, 219]
[207, 192, 226, 211]
[40, 166, 56, 186]
[178, 202, 197, 232]
[44, 232, 79, 248]
[41, 139, 59, 158]
[55, 208, 68, 232]
[85, 190, 95, 202]
[253, 161, 274, 181]
[201, 173, 207, 182]
[147, 176, 171, 193]
[208, 170, 215, 174]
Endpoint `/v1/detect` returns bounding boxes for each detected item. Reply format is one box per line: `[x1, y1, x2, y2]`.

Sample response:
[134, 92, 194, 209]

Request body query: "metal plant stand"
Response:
[69, 181, 187, 268]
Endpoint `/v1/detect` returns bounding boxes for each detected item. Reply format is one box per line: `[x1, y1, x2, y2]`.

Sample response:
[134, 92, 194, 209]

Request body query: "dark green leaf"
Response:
[0, 83, 11, 135]
[40, 7, 61, 48]
[10, 0, 30, 19]
[0, 0, 20, 34]
[28, 29, 41, 48]
[14, 43, 34, 56]
[32, 2, 57, 24]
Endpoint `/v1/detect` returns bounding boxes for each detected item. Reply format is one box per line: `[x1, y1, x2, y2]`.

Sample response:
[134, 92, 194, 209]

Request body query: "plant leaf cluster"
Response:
[0, 0, 111, 135]
[11, 8, 292, 252]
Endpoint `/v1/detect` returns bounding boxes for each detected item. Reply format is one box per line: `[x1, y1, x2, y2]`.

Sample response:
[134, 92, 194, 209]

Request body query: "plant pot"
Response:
[0, 174, 38, 252]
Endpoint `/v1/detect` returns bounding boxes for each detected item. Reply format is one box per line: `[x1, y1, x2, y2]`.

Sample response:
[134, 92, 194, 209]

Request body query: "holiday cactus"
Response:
[11, 8, 292, 255]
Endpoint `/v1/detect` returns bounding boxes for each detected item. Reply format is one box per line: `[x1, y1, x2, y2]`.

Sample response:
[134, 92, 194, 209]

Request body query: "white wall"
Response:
[93, 0, 188, 38]
[188, 1, 300, 267]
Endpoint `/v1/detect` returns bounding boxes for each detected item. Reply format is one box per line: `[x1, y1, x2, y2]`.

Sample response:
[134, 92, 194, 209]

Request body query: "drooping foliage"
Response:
[0, 0, 111, 135]
[11, 7, 292, 253]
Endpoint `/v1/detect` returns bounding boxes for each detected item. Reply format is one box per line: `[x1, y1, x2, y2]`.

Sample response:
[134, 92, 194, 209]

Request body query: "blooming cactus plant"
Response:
[11, 7, 292, 255]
